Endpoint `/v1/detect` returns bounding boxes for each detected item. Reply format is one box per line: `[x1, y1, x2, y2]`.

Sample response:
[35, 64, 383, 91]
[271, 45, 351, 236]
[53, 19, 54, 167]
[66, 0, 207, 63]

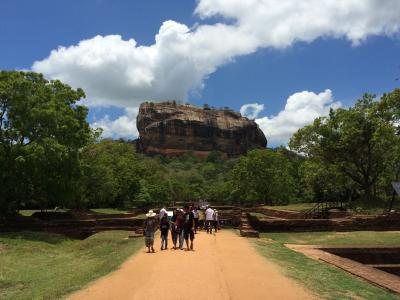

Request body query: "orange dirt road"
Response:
[69, 230, 314, 300]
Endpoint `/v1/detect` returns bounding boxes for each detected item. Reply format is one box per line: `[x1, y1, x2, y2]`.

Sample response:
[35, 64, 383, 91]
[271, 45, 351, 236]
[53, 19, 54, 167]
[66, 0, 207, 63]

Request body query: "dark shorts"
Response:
[183, 228, 195, 241]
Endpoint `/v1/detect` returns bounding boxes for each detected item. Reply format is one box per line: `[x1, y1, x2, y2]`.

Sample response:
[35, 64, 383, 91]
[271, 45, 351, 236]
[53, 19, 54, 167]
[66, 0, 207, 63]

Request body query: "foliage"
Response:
[290, 92, 400, 203]
[80, 139, 144, 208]
[231, 149, 296, 205]
[0, 71, 94, 214]
[297, 159, 353, 202]
[2, 72, 399, 211]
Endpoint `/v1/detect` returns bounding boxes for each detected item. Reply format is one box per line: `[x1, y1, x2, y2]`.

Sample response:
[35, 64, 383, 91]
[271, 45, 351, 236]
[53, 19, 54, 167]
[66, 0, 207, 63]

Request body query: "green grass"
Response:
[262, 203, 316, 212]
[261, 231, 400, 245]
[249, 212, 267, 218]
[20, 208, 131, 216]
[263, 202, 400, 215]
[18, 210, 40, 216]
[18, 209, 68, 216]
[89, 208, 129, 214]
[253, 231, 400, 300]
[0, 231, 143, 300]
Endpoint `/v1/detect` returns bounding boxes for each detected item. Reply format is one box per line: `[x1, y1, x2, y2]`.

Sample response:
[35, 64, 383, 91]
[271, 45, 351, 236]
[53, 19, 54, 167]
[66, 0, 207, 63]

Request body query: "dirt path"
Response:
[69, 230, 314, 300]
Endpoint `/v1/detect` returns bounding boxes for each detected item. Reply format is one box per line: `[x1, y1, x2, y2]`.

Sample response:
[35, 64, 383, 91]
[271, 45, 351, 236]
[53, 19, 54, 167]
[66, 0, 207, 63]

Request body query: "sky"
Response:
[1, 0, 400, 146]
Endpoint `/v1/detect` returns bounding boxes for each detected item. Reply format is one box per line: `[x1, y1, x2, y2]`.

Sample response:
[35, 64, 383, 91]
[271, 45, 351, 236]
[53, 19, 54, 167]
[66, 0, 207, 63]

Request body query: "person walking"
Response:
[192, 206, 199, 233]
[183, 205, 195, 251]
[213, 209, 219, 233]
[205, 206, 215, 234]
[176, 209, 185, 249]
[159, 206, 167, 220]
[160, 214, 170, 250]
[170, 209, 178, 249]
[143, 210, 158, 253]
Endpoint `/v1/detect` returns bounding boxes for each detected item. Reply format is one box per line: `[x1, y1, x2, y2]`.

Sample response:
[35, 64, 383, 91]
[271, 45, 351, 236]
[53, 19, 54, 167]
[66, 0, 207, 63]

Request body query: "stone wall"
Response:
[248, 213, 400, 232]
[0, 213, 145, 239]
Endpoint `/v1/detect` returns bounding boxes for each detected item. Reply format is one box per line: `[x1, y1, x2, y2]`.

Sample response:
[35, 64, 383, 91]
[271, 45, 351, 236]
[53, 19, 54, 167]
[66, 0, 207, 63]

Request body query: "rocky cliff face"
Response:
[136, 102, 267, 158]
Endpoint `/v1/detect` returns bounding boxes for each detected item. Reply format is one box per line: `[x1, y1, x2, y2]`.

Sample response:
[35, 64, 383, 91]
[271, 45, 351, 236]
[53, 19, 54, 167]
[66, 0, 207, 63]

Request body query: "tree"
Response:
[298, 159, 354, 202]
[289, 93, 400, 203]
[231, 149, 295, 205]
[81, 139, 144, 208]
[0, 71, 93, 214]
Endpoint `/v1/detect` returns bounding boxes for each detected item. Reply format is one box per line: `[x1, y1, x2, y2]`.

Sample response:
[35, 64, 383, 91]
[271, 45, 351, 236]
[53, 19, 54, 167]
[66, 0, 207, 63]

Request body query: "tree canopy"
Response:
[289, 91, 400, 203]
[0, 71, 93, 213]
[1, 70, 399, 214]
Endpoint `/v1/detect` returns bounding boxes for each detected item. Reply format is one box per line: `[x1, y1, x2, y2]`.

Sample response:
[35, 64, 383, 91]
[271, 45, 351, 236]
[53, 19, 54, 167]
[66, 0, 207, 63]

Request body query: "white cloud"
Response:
[92, 107, 138, 139]
[255, 89, 341, 146]
[195, 0, 400, 47]
[31, 0, 400, 139]
[33, 0, 400, 108]
[240, 103, 264, 119]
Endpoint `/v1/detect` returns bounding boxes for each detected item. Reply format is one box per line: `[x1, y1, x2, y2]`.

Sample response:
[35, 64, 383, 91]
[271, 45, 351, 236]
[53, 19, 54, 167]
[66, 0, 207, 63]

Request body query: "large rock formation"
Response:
[136, 101, 267, 158]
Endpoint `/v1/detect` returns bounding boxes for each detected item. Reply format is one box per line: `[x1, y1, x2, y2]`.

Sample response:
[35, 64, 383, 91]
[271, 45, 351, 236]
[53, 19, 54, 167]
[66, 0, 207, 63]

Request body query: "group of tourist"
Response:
[204, 206, 219, 234]
[142, 205, 220, 253]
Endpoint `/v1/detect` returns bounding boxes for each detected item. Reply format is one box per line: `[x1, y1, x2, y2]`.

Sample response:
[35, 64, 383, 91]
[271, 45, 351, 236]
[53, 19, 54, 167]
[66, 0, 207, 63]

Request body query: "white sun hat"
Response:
[146, 210, 156, 217]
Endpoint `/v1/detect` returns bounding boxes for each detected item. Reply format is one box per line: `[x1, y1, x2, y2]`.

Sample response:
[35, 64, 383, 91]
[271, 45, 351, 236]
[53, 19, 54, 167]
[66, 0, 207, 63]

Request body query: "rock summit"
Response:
[136, 101, 267, 158]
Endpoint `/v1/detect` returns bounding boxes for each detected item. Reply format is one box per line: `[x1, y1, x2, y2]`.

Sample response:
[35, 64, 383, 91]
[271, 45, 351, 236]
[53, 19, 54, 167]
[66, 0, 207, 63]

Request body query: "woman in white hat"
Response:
[143, 210, 158, 253]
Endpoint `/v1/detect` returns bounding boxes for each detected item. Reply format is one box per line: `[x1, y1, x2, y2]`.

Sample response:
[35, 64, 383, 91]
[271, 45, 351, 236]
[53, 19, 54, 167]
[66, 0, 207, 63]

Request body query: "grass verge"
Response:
[262, 202, 400, 214]
[19, 208, 130, 216]
[262, 203, 316, 212]
[18, 209, 68, 216]
[0, 231, 142, 300]
[262, 231, 400, 246]
[89, 208, 129, 214]
[253, 231, 400, 300]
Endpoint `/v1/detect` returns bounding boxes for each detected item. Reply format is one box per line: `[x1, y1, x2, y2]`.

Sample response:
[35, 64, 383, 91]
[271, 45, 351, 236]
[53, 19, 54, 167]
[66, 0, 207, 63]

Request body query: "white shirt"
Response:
[205, 208, 215, 221]
[192, 210, 199, 218]
[214, 211, 219, 221]
[159, 208, 167, 219]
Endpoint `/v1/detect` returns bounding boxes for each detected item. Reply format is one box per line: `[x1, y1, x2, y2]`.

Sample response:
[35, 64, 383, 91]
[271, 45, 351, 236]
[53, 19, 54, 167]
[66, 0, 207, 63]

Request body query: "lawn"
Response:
[19, 208, 130, 216]
[254, 231, 400, 300]
[19, 209, 68, 216]
[263, 202, 400, 215]
[0, 231, 143, 300]
[90, 208, 129, 214]
[263, 203, 316, 212]
[261, 231, 400, 245]
[249, 212, 267, 218]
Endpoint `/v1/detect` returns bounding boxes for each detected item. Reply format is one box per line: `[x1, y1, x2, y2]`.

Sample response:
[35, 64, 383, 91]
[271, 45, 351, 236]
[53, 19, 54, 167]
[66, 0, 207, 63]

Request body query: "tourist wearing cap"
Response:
[143, 210, 158, 253]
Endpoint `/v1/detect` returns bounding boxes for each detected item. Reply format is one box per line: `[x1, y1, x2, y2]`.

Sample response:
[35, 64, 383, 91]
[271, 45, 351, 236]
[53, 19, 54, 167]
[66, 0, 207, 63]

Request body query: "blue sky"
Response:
[1, 0, 400, 146]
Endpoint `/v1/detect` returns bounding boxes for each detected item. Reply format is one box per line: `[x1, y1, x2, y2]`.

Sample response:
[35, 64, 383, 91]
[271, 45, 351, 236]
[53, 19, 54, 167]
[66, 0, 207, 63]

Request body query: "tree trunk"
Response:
[364, 183, 372, 203]
[388, 163, 400, 212]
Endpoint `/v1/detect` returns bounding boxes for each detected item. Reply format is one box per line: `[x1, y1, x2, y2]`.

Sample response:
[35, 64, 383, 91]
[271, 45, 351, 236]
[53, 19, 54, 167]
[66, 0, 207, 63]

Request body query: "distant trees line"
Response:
[1, 70, 400, 215]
